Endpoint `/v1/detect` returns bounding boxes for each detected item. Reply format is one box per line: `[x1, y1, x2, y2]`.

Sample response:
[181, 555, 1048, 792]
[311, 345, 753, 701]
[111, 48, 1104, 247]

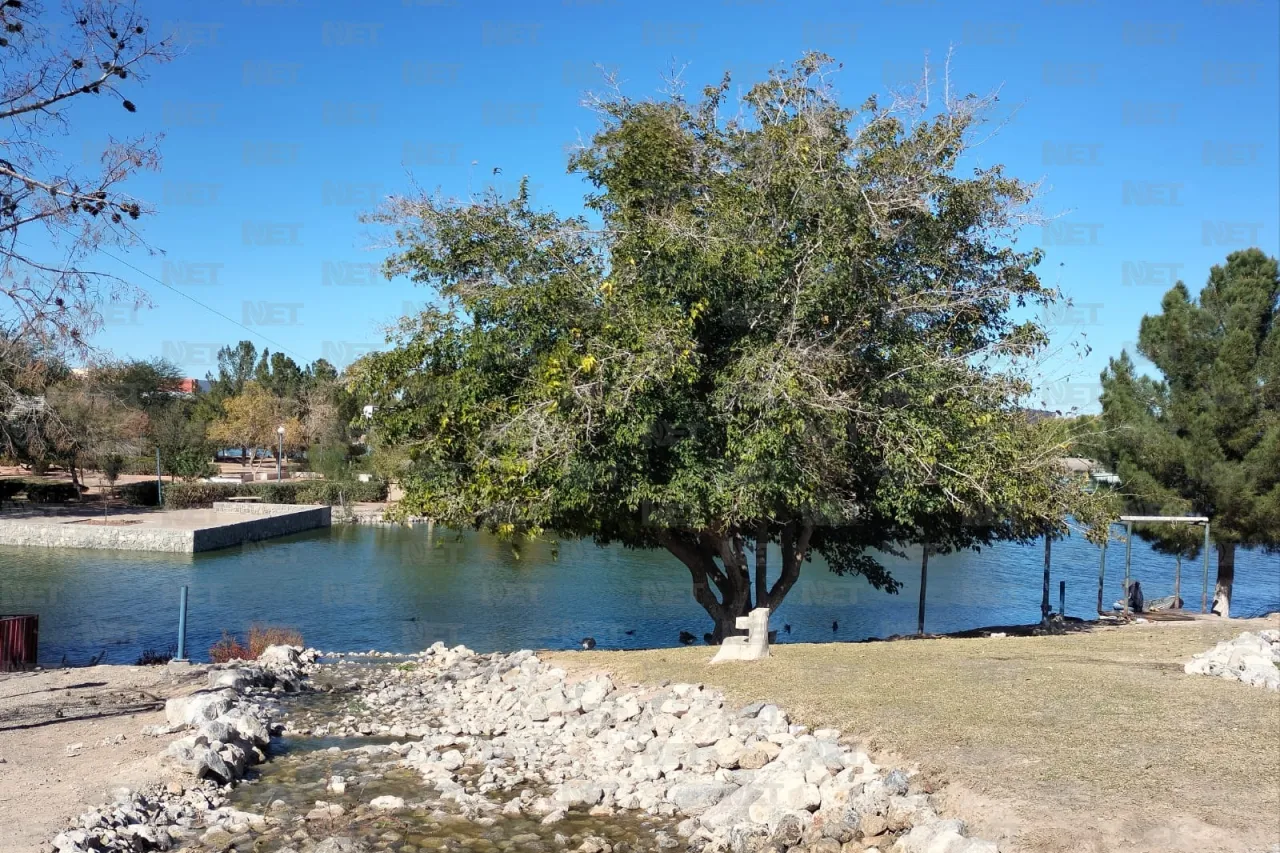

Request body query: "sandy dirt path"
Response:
[0, 664, 206, 853]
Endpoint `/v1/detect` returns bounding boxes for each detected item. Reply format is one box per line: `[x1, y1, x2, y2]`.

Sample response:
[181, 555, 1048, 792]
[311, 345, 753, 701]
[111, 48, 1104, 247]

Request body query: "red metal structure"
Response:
[0, 614, 38, 671]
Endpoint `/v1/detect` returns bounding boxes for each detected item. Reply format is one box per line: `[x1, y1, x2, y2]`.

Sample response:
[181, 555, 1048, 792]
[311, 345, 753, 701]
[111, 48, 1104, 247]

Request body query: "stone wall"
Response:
[0, 504, 330, 554]
[0, 520, 193, 552]
[193, 505, 330, 552]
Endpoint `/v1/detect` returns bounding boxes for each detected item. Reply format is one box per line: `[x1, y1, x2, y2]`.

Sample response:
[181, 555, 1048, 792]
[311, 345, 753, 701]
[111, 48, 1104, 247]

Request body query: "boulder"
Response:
[164, 738, 234, 783]
[165, 690, 235, 728]
[665, 781, 739, 816]
[313, 839, 365, 853]
[257, 645, 301, 667]
[553, 780, 604, 807]
[891, 819, 983, 853]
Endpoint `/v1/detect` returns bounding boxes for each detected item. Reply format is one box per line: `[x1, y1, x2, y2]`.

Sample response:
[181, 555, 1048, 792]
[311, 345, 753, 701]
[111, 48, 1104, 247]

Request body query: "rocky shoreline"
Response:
[50, 644, 1000, 853]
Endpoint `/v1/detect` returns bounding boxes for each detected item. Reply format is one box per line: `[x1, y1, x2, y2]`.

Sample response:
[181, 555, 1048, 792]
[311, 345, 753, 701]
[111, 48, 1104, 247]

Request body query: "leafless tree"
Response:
[0, 0, 171, 455]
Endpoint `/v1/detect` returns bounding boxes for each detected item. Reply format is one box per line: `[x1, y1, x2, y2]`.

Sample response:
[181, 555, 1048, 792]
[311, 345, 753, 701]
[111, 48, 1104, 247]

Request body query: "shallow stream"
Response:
[195, 663, 683, 852]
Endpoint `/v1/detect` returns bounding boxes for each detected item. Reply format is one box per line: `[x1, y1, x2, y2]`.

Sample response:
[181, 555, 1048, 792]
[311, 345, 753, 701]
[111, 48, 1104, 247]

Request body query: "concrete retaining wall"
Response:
[194, 504, 331, 551]
[0, 504, 330, 554]
[0, 521, 194, 552]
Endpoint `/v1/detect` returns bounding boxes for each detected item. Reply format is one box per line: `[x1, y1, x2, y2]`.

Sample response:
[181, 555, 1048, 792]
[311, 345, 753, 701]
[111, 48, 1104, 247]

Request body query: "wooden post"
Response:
[917, 545, 929, 636]
[1059, 580, 1066, 617]
[1097, 539, 1107, 615]
[1041, 533, 1052, 624]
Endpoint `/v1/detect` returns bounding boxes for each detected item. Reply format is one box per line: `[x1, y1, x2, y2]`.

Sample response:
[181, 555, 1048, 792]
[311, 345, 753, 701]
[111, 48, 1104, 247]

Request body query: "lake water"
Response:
[1, 524, 1276, 665]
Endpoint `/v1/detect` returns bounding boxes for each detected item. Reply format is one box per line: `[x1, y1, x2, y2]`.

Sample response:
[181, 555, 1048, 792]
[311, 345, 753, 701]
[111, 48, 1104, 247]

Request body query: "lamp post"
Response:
[276, 425, 285, 481]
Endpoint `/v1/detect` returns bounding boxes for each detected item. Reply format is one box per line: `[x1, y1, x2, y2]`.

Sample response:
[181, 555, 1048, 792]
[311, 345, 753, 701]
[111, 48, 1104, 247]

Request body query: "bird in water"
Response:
[580, 637, 596, 650]
[784, 623, 791, 634]
[832, 620, 839, 632]
[678, 630, 696, 645]
[624, 630, 635, 636]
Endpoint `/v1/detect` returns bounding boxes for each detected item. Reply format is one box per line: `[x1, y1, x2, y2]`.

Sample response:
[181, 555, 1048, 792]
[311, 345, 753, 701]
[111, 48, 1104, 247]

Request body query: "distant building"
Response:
[176, 378, 211, 394]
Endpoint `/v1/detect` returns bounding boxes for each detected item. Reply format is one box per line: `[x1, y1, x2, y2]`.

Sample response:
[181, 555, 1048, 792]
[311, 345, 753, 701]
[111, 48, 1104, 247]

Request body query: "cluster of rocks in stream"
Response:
[51, 646, 313, 853]
[287, 644, 999, 853]
[49, 642, 1001, 853]
[1184, 630, 1280, 690]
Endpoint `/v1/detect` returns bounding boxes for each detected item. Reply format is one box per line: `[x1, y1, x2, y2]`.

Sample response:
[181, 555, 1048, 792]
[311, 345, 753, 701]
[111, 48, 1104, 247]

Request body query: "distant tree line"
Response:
[0, 339, 369, 489]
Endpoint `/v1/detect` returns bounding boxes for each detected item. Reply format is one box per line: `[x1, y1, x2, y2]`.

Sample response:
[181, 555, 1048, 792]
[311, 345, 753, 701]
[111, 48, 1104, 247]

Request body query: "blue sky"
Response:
[66, 0, 1279, 412]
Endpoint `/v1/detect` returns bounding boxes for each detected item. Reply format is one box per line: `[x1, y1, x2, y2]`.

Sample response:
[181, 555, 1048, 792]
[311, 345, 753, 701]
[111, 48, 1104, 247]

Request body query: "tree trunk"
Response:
[754, 523, 768, 608]
[917, 545, 929, 636]
[1212, 542, 1234, 618]
[660, 521, 812, 645]
[1041, 534, 1052, 625]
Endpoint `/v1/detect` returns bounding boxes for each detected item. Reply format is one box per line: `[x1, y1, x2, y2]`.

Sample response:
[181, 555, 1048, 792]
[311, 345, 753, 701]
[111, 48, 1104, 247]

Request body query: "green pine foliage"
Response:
[1097, 248, 1279, 616]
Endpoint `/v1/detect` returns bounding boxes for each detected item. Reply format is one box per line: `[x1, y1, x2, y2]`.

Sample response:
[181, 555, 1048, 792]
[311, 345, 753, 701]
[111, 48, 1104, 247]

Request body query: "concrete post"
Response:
[176, 585, 189, 662]
[1201, 522, 1211, 614]
[1123, 521, 1133, 616]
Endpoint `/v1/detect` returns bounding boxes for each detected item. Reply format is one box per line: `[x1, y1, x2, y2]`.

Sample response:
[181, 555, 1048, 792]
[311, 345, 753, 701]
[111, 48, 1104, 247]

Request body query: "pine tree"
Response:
[1098, 249, 1279, 616]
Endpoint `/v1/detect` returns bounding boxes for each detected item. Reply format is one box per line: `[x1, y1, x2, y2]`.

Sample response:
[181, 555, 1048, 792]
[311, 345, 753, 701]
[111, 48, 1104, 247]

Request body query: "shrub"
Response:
[247, 624, 303, 658]
[118, 481, 160, 506]
[293, 479, 388, 504]
[164, 482, 239, 509]
[119, 456, 158, 476]
[171, 448, 217, 482]
[306, 442, 351, 480]
[209, 631, 249, 663]
[135, 645, 175, 666]
[163, 478, 388, 509]
[0, 479, 25, 502]
[208, 625, 303, 663]
[24, 480, 81, 503]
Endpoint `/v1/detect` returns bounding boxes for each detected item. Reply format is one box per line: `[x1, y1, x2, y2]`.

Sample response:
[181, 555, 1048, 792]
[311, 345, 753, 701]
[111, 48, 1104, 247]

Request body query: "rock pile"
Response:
[309, 643, 1000, 853]
[51, 646, 313, 853]
[50, 642, 1002, 853]
[51, 780, 232, 853]
[1184, 630, 1280, 691]
[161, 645, 314, 783]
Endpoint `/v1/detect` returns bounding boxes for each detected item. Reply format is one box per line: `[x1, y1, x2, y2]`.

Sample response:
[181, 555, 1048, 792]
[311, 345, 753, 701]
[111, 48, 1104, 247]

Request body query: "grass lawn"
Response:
[552, 614, 1280, 853]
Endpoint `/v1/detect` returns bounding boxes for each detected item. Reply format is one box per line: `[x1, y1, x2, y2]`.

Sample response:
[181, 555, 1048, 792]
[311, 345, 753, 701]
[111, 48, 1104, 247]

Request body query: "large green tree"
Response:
[1097, 249, 1278, 617]
[358, 56, 1110, 639]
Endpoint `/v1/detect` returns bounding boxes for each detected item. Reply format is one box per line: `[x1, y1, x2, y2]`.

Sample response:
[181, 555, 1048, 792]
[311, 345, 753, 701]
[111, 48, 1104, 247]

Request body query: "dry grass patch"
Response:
[552, 615, 1280, 853]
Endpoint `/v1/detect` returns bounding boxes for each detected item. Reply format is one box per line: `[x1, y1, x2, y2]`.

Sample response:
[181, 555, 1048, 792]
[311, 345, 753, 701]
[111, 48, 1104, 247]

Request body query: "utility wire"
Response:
[43, 225, 308, 363]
